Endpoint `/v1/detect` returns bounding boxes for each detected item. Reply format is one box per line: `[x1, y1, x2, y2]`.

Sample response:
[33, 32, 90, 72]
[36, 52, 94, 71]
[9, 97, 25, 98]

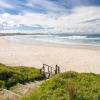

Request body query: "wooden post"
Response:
[55, 65, 60, 74]
[55, 65, 57, 74]
[58, 66, 60, 73]
[41, 64, 60, 78]
[51, 67, 52, 74]
[42, 65, 46, 78]
[48, 66, 49, 72]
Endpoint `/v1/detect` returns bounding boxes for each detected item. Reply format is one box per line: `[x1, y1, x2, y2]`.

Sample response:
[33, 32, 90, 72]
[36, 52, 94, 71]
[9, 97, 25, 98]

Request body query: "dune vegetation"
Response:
[23, 71, 100, 100]
[0, 63, 44, 89]
[0, 63, 100, 100]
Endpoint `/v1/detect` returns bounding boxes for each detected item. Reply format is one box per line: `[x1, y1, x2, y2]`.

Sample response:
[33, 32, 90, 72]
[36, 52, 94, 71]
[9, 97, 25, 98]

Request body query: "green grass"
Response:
[23, 71, 100, 100]
[0, 63, 44, 89]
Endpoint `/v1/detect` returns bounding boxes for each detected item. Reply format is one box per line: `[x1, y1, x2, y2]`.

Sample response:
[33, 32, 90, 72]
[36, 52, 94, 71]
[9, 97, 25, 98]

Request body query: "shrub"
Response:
[23, 72, 100, 100]
[0, 64, 44, 89]
[0, 80, 5, 88]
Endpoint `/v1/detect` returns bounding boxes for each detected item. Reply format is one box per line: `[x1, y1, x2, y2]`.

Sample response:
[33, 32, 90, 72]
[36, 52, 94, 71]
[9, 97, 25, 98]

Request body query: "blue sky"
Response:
[0, 0, 100, 33]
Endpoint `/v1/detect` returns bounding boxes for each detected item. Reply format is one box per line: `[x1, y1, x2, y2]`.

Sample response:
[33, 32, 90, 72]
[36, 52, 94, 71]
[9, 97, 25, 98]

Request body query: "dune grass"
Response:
[23, 71, 100, 100]
[0, 63, 44, 89]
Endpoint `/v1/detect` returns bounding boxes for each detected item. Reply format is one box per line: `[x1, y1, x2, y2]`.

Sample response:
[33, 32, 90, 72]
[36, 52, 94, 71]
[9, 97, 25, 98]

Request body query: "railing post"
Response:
[58, 66, 60, 73]
[55, 65, 60, 74]
[42, 65, 46, 78]
[41, 64, 60, 79]
[51, 67, 52, 74]
[48, 66, 49, 72]
[55, 65, 57, 74]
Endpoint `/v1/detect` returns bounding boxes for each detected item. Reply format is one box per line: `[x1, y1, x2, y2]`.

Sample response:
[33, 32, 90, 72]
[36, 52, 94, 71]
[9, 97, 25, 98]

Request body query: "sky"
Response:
[0, 0, 100, 33]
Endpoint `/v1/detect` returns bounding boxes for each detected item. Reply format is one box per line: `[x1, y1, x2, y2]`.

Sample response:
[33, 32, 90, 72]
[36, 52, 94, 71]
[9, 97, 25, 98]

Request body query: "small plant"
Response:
[67, 84, 77, 100]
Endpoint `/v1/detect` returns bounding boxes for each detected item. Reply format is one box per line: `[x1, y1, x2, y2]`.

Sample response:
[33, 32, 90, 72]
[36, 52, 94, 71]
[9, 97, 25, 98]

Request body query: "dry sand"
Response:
[0, 37, 100, 73]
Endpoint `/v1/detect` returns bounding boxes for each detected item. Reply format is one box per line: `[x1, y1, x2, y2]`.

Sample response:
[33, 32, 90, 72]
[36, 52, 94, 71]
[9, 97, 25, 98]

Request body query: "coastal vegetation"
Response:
[0, 63, 100, 100]
[23, 71, 100, 100]
[0, 63, 43, 89]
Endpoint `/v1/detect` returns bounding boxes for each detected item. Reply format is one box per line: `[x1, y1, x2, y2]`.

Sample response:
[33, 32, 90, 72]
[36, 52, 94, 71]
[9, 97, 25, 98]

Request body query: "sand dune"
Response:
[0, 37, 100, 73]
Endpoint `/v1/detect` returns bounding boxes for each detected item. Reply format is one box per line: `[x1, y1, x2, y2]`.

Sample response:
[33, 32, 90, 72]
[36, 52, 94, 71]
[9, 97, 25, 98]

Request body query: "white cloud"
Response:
[0, 6, 100, 33]
[51, 6, 100, 33]
[27, 0, 67, 13]
[0, 0, 13, 8]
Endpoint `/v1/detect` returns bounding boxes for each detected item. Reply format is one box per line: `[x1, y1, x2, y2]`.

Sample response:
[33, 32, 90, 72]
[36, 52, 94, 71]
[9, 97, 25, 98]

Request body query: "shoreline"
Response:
[0, 36, 100, 73]
[2, 35, 100, 51]
[27, 41, 100, 51]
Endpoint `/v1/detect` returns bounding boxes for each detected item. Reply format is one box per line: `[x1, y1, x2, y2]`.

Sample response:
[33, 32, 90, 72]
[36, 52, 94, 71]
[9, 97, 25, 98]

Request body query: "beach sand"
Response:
[0, 37, 100, 73]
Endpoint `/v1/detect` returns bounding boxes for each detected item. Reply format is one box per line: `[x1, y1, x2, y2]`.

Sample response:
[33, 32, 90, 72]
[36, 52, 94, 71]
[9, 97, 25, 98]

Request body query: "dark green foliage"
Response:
[23, 71, 100, 100]
[0, 63, 43, 89]
[0, 80, 5, 88]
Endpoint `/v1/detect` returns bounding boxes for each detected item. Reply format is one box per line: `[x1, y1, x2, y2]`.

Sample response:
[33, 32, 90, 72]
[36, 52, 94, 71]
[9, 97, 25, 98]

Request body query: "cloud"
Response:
[0, 0, 100, 33]
[0, 0, 13, 8]
[52, 6, 100, 33]
[0, 12, 54, 33]
[27, 0, 67, 13]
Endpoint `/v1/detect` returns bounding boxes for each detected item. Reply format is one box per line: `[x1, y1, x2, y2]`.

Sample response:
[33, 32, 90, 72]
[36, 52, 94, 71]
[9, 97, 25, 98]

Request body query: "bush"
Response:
[23, 72, 100, 100]
[0, 64, 44, 89]
[0, 80, 5, 88]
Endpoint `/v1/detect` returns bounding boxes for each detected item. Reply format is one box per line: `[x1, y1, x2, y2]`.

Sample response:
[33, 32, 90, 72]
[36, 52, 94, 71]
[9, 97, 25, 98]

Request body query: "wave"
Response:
[3, 34, 100, 45]
[57, 36, 87, 39]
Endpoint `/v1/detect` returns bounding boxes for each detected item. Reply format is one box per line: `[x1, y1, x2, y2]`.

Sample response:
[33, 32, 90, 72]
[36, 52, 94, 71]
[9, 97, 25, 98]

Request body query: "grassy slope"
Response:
[0, 63, 43, 89]
[23, 71, 100, 100]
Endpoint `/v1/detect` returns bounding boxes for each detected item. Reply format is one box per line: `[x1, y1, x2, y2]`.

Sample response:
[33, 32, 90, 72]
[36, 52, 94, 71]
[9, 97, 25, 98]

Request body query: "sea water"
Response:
[3, 33, 100, 46]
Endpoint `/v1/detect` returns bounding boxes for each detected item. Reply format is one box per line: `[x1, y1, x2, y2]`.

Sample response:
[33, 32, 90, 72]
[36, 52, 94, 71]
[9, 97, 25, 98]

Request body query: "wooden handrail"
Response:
[43, 64, 52, 68]
[40, 64, 60, 79]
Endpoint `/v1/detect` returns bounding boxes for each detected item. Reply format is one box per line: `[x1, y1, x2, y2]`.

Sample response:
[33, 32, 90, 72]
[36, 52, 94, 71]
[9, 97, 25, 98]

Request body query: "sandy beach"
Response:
[0, 36, 100, 73]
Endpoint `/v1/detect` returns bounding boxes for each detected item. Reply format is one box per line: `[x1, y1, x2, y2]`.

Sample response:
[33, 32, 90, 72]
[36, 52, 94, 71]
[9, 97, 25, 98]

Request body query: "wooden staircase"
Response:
[0, 81, 44, 100]
[0, 64, 60, 100]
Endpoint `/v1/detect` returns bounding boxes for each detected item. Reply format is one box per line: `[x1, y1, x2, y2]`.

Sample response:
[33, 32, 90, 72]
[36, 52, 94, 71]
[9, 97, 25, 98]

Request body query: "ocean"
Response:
[3, 33, 100, 46]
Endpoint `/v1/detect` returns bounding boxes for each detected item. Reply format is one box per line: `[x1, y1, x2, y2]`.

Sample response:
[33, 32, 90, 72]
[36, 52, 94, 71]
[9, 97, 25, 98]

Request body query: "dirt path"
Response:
[0, 81, 44, 100]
